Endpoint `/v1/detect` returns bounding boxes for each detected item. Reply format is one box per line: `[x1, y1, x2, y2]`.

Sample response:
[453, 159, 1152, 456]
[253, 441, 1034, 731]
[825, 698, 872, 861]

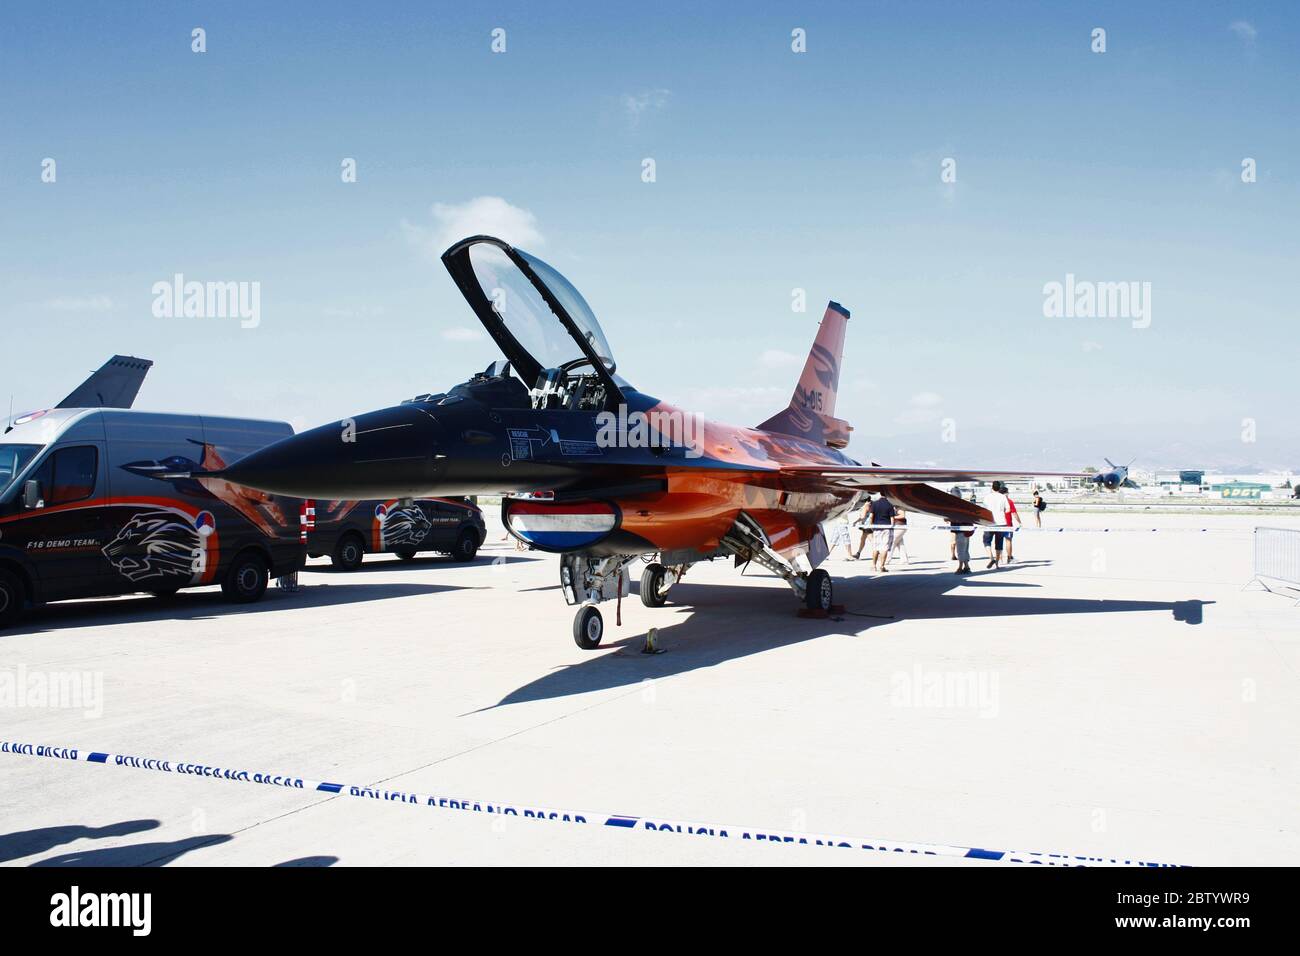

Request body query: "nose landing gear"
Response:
[573, 603, 604, 649]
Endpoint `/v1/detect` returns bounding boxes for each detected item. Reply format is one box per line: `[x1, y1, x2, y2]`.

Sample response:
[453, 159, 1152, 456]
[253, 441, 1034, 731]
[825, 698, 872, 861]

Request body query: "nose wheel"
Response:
[573, 603, 604, 649]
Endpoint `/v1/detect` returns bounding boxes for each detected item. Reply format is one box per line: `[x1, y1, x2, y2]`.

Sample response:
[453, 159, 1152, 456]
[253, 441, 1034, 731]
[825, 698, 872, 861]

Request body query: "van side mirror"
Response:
[22, 479, 42, 510]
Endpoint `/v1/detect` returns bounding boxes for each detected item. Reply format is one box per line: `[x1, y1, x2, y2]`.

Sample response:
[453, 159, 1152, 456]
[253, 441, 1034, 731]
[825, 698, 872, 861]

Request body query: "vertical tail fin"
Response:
[756, 301, 852, 447]
[57, 355, 153, 409]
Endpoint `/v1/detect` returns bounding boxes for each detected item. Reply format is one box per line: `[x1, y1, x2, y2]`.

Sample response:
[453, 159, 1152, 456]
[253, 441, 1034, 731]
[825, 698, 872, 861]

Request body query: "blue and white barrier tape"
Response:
[2, 741, 1183, 867]
[926, 526, 1248, 533]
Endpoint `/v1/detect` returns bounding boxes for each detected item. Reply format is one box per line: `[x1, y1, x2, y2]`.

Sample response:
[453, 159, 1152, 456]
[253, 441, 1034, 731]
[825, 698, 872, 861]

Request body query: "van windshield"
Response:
[0, 444, 41, 498]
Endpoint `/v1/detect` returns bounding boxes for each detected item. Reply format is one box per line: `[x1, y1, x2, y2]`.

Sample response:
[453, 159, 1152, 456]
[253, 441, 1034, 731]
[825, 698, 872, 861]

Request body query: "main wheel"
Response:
[573, 604, 604, 649]
[221, 551, 269, 604]
[450, 529, 479, 562]
[640, 563, 668, 607]
[331, 532, 365, 571]
[393, 547, 418, 561]
[805, 568, 833, 612]
[0, 568, 25, 629]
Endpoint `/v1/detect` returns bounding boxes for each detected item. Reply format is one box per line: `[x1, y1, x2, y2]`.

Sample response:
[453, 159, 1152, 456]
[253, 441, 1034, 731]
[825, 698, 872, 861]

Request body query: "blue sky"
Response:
[2, 2, 1296, 469]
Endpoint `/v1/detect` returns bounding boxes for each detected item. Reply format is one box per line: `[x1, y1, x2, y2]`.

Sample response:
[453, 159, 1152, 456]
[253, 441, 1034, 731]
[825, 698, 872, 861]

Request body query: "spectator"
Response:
[1032, 490, 1046, 527]
[1004, 486, 1023, 562]
[890, 507, 910, 564]
[950, 518, 973, 574]
[982, 481, 1011, 569]
[849, 498, 872, 559]
[852, 493, 896, 570]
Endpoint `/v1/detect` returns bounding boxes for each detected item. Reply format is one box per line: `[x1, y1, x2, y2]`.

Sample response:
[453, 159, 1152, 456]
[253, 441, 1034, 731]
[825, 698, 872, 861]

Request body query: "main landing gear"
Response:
[559, 523, 836, 649]
[804, 568, 833, 612]
[640, 561, 687, 608]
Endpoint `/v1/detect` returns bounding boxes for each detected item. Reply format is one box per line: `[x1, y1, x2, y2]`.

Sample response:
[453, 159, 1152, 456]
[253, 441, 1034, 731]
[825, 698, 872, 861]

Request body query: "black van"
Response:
[0, 408, 305, 628]
[307, 497, 486, 570]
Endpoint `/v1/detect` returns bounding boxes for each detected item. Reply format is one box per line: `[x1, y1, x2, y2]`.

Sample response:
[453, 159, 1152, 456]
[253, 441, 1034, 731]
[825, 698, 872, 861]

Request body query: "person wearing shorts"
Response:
[853, 494, 896, 570]
[950, 519, 972, 573]
[982, 482, 1011, 569]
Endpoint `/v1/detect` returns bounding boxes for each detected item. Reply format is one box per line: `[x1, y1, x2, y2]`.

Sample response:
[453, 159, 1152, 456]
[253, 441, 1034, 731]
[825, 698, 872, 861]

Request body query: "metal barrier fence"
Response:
[1251, 526, 1300, 597]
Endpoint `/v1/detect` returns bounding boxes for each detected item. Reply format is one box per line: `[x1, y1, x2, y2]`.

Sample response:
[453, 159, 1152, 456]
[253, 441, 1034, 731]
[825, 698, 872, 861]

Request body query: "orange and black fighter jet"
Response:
[218, 236, 1083, 647]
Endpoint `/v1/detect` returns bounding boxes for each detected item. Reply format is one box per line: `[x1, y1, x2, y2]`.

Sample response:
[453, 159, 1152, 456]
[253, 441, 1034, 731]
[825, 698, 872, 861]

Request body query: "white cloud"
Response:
[759, 348, 802, 370]
[622, 89, 671, 128]
[910, 391, 942, 408]
[42, 295, 114, 313]
[1228, 20, 1257, 43]
[402, 196, 544, 261]
[441, 326, 483, 342]
[1082, 340, 1103, 352]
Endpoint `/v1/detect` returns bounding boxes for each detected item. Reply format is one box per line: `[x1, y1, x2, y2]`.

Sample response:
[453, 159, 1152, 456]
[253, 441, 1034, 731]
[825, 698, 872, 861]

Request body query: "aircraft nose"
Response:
[220, 407, 444, 499]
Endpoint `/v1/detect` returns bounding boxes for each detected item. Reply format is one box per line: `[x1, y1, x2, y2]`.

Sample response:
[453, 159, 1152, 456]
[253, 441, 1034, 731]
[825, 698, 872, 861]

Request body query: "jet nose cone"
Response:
[222, 407, 444, 499]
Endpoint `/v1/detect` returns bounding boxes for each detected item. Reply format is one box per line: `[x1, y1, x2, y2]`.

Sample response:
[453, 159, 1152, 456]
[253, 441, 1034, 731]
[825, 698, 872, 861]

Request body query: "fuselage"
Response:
[220, 382, 861, 561]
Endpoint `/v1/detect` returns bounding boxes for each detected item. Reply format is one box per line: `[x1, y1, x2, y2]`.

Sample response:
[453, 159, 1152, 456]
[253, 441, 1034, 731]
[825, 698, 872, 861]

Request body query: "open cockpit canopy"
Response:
[441, 236, 625, 410]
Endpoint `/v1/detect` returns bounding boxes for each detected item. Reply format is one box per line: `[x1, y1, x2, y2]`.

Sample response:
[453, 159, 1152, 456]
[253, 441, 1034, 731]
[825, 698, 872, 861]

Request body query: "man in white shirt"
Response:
[982, 482, 1010, 569]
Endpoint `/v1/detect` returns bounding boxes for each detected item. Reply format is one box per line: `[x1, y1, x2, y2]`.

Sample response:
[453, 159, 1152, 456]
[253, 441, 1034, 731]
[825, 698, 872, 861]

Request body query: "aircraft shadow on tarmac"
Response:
[4, 582, 466, 637]
[489, 565, 1213, 708]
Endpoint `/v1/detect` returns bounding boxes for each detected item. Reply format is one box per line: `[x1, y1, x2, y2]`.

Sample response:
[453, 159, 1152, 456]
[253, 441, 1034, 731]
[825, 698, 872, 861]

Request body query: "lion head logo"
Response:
[102, 511, 202, 582]
[381, 505, 432, 548]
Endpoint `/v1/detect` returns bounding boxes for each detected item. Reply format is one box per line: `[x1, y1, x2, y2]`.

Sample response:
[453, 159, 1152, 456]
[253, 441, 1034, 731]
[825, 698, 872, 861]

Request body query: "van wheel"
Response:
[394, 547, 418, 561]
[332, 533, 365, 571]
[451, 529, 479, 562]
[0, 569, 24, 629]
[221, 552, 268, 603]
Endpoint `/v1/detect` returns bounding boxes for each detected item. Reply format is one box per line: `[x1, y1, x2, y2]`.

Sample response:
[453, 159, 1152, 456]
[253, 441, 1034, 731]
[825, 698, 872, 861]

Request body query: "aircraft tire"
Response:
[573, 604, 604, 649]
[640, 563, 668, 607]
[805, 569, 833, 612]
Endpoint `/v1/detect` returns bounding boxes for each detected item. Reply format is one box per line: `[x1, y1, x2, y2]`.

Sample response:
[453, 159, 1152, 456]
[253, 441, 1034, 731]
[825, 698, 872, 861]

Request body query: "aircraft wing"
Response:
[779, 464, 1086, 489]
[779, 464, 1085, 526]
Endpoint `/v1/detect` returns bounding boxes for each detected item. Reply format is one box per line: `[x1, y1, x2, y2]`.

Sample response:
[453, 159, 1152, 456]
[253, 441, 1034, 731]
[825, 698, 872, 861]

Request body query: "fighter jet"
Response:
[218, 236, 1084, 647]
[1091, 458, 1138, 491]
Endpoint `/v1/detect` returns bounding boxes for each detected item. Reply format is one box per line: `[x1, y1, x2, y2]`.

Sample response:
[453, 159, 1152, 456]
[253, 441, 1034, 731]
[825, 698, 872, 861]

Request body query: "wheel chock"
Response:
[641, 627, 665, 654]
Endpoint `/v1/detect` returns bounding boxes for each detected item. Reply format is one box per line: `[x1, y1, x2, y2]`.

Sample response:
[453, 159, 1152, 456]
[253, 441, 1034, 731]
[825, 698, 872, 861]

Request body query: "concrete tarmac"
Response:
[2, 512, 1297, 866]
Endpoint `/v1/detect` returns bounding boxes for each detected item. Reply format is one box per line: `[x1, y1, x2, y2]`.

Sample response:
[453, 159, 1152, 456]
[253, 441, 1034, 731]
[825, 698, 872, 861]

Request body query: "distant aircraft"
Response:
[216, 236, 1084, 646]
[56, 355, 154, 410]
[1091, 457, 1139, 491]
[6, 354, 153, 435]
